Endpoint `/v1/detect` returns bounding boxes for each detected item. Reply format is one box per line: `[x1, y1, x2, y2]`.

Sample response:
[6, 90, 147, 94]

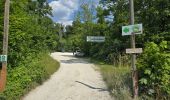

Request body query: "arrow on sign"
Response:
[133, 25, 140, 33]
[123, 27, 130, 33]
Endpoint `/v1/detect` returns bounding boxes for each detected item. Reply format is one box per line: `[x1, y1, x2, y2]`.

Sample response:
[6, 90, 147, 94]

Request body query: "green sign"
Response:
[122, 24, 142, 36]
[0, 55, 7, 62]
[123, 27, 130, 33]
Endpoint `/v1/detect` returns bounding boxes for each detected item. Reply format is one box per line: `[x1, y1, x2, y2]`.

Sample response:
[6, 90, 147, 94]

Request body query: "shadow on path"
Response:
[75, 81, 109, 92]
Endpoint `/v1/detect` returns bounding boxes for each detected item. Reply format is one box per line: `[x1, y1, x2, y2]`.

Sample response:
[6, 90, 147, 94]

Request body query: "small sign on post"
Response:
[0, 55, 7, 62]
[87, 36, 105, 42]
[122, 24, 143, 36]
[126, 48, 143, 54]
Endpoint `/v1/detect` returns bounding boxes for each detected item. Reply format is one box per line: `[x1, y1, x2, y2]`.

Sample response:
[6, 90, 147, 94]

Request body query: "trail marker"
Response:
[0, 55, 7, 62]
[126, 48, 142, 54]
[87, 36, 105, 42]
[122, 24, 142, 36]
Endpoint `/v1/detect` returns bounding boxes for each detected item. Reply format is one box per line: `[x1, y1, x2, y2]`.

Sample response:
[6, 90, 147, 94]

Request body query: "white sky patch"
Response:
[49, 0, 79, 25]
[57, 20, 73, 26]
[61, 0, 79, 9]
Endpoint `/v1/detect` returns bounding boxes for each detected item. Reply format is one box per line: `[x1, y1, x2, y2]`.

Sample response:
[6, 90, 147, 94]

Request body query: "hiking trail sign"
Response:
[0, 55, 7, 62]
[126, 48, 143, 54]
[87, 36, 105, 42]
[122, 24, 143, 36]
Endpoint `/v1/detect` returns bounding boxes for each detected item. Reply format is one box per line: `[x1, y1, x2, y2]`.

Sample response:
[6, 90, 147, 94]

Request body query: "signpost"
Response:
[87, 36, 105, 42]
[121, 0, 143, 98]
[0, 0, 10, 92]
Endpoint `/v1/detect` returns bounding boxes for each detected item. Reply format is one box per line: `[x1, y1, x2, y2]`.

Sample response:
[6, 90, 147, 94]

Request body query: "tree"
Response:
[64, 0, 170, 99]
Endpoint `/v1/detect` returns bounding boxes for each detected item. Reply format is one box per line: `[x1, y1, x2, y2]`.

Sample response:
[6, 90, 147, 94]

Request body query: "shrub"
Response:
[137, 41, 170, 99]
[0, 54, 59, 100]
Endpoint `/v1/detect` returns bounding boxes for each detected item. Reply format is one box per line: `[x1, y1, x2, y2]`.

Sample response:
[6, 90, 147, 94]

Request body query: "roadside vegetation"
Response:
[94, 59, 166, 100]
[90, 57, 132, 100]
[0, 0, 169, 100]
[61, 0, 170, 99]
[0, 54, 59, 100]
[95, 63, 132, 100]
[0, 1, 60, 99]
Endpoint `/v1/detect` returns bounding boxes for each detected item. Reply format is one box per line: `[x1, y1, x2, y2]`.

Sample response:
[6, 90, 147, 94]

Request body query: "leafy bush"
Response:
[137, 41, 170, 99]
[0, 54, 59, 100]
[0, 0, 60, 100]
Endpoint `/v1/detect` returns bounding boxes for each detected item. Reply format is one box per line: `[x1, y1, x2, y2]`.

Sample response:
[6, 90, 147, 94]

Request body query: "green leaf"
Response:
[160, 41, 167, 49]
[144, 69, 151, 75]
[139, 78, 147, 85]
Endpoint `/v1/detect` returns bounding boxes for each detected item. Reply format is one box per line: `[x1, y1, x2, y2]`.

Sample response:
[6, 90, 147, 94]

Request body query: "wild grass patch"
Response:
[99, 65, 132, 100]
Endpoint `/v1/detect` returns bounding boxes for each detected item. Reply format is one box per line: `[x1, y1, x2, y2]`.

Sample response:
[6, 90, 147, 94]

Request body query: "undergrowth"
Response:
[98, 64, 132, 100]
[0, 53, 59, 100]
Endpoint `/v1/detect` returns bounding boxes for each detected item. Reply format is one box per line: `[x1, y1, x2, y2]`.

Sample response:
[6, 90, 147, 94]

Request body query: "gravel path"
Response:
[23, 52, 113, 100]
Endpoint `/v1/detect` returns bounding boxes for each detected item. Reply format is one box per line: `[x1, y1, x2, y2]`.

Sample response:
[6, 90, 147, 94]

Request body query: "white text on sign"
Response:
[87, 36, 105, 42]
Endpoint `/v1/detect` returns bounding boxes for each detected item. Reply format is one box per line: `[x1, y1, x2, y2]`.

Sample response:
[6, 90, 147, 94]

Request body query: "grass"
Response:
[0, 53, 60, 100]
[92, 59, 132, 100]
[22, 54, 60, 99]
[39, 54, 60, 76]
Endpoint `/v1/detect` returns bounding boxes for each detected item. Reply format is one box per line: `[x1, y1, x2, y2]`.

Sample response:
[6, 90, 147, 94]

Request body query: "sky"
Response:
[48, 0, 99, 26]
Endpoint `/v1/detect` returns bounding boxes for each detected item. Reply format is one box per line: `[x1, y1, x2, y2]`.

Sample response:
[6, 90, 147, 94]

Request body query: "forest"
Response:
[61, 0, 170, 99]
[0, 0, 60, 99]
[0, 0, 170, 99]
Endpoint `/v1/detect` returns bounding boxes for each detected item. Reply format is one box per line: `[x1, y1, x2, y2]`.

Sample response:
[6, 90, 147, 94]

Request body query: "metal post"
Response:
[0, 0, 10, 92]
[129, 0, 138, 99]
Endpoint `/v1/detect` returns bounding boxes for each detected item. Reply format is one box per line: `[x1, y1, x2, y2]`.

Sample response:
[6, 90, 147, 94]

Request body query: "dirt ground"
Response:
[23, 52, 113, 100]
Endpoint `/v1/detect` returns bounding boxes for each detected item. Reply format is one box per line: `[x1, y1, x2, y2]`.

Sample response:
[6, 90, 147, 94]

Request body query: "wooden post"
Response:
[0, 0, 10, 92]
[129, 0, 138, 99]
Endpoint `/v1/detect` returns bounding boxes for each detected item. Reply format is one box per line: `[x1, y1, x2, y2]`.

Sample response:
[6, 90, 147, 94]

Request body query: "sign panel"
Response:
[122, 24, 143, 36]
[87, 36, 105, 42]
[0, 55, 7, 62]
[126, 48, 143, 54]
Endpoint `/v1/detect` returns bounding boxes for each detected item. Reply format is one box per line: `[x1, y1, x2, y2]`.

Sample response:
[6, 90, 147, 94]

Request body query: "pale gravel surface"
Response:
[23, 52, 113, 100]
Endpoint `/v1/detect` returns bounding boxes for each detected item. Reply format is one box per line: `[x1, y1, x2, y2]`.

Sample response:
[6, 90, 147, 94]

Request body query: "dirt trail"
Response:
[23, 52, 113, 100]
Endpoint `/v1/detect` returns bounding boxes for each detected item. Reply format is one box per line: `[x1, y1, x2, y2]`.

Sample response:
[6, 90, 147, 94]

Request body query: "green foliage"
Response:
[63, 1, 170, 99]
[64, 0, 130, 65]
[0, 54, 60, 100]
[0, 0, 60, 99]
[137, 41, 170, 99]
[2, 0, 59, 67]
[39, 53, 60, 76]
